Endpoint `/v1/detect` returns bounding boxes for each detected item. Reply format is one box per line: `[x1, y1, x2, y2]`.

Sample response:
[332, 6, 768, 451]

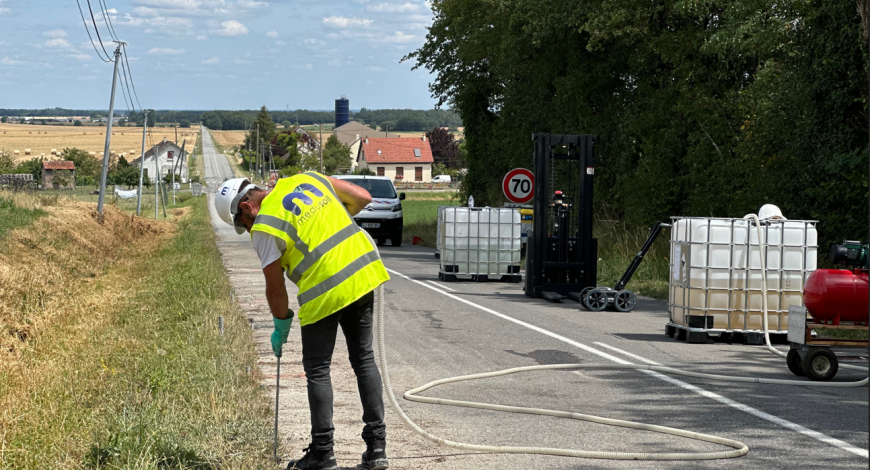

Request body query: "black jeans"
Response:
[300, 290, 386, 450]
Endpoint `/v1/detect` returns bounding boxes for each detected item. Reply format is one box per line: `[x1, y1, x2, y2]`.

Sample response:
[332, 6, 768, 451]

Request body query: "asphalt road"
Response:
[201, 125, 236, 188]
[375, 243, 869, 469]
[201, 148, 867, 468]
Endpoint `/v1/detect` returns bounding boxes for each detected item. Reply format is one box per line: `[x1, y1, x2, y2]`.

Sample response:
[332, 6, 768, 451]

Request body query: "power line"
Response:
[75, 0, 111, 62]
[85, 0, 112, 59]
[98, 0, 120, 42]
[118, 59, 134, 113]
[121, 45, 142, 111]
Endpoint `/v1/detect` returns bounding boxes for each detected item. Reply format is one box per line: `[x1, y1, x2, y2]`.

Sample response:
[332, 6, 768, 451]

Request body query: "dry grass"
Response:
[0, 123, 200, 162]
[0, 195, 272, 468]
[211, 130, 247, 149]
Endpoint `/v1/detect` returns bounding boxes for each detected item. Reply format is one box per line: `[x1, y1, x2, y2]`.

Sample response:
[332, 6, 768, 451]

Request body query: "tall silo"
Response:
[335, 95, 349, 128]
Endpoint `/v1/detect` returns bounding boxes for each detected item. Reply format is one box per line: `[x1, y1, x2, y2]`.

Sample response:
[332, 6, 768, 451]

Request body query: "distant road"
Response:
[201, 125, 236, 188]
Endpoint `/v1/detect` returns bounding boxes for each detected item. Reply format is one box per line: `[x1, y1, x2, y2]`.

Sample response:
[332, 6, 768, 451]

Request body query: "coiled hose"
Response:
[365, 219, 868, 461]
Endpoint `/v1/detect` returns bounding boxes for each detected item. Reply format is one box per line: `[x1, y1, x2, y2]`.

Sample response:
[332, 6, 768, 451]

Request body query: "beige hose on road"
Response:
[366, 218, 869, 462]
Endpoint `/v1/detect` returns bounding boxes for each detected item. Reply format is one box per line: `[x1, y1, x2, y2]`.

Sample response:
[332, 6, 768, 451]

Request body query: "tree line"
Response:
[3, 108, 463, 132]
[407, 0, 869, 249]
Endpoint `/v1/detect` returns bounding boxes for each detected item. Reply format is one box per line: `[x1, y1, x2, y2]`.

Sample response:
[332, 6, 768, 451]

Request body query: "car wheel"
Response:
[377, 237, 387, 246]
[391, 232, 403, 247]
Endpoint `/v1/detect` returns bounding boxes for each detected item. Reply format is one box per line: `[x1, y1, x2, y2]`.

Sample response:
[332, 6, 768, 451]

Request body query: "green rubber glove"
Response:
[270, 312, 293, 357]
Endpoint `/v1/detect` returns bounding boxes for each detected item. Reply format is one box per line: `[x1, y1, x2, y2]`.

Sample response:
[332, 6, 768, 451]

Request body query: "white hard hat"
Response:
[758, 204, 787, 221]
[216, 177, 257, 234]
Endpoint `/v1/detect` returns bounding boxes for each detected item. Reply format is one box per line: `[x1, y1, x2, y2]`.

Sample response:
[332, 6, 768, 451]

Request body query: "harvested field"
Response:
[0, 123, 200, 162]
[211, 130, 246, 149]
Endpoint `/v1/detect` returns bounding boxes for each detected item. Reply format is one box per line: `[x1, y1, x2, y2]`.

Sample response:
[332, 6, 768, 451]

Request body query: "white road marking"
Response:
[593, 342, 869, 459]
[385, 267, 869, 460]
[426, 280, 456, 292]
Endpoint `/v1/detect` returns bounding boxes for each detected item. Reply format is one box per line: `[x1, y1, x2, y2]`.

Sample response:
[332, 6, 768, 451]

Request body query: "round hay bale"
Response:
[24, 149, 31, 155]
[13, 150, 19, 155]
[50, 149, 57, 155]
[89, 152, 96, 156]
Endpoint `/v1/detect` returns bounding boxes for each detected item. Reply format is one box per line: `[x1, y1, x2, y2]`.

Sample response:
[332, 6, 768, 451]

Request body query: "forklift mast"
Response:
[525, 134, 598, 298]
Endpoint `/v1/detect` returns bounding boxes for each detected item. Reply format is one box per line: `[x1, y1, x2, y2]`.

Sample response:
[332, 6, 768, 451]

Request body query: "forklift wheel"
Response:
[786, 348, 804, 377]
[578, 287, 594, 310]
[613, 290, 637, 312]
[584, 289, 607, 311]
[802, 347, 838, 381]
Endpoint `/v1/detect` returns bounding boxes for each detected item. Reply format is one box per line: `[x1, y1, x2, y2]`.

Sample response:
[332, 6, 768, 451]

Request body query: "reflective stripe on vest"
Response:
[250, 172, 390, 326]
[297, 250, 381, 305]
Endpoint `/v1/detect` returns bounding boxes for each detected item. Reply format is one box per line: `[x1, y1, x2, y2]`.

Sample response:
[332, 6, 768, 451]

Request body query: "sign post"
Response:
[503, 168, 534, 204]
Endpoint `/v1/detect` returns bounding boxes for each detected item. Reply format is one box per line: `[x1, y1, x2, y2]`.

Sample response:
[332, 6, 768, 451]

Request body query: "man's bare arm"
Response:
[328, 176, 372, 216]
[263, 260, 290, 320]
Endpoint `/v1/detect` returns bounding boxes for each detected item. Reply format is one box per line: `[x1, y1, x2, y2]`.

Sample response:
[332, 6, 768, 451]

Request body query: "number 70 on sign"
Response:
[502, 168, 534, 204]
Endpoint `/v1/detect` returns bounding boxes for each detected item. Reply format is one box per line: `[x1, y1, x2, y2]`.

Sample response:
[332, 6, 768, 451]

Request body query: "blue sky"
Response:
[0, 0, 438, 110]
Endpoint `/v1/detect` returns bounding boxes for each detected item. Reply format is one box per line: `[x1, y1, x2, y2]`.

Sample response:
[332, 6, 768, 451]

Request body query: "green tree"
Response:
[62, 148, 101, 184]
[426, 127, 460, 167]
[247, 105, 277, 150]
[322, 134, 352, 174]
[282, 120, 293, 129]
[73, 120, 82, 126]
[0, 116, 6, 123]
[179, 119, 191, 128]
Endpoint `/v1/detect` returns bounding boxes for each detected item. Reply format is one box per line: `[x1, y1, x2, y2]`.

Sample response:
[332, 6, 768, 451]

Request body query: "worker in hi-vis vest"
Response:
[216, 172, 390, 470]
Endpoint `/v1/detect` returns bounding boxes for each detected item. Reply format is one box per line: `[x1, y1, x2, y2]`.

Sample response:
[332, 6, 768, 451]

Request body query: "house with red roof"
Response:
[41, 160, 76, 189]
[356, 136, 434, 183]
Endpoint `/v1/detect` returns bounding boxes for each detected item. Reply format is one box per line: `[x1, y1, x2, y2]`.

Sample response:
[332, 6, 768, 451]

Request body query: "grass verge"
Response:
[401, 191, 460, 248]
[0, 193, 46, 240]
[0, 195, 272, 469]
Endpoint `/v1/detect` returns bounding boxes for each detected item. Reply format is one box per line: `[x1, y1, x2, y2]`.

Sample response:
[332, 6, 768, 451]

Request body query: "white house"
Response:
[131, 139, 189, 182]
[333, 121, 398, 171]
[356, 136, 433, 183]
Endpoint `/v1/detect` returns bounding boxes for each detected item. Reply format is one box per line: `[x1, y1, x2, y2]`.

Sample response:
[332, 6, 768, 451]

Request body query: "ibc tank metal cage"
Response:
[667, 216, 818, 342]
[438, 206, 523, 282]
[525, 134, 598, 298]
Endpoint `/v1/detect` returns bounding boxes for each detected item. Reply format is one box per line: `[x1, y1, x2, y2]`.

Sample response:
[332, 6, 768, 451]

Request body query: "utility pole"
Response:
[136, 110, 148, 215]
[256, 124, 260, 181]
[319, 124, 323, 174]
[154, 144, 159, 219]
[174, 121, 178, 144]
[97, 43, 124, 218]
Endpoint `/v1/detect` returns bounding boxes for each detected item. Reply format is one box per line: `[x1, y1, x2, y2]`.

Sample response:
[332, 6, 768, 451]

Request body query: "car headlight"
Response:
[391, 203, 403, 212]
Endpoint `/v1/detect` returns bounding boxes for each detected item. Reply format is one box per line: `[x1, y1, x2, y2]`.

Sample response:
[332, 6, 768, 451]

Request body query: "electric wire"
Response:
[121, 45, 142, 111]
[85, 0, 112, 59]
[75, 0, 111, 62]
[119, 58, 137, 114]
[97, 0, 120, 41]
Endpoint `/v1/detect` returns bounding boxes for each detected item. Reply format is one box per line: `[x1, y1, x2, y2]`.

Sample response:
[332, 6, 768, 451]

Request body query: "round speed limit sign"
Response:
[503, 168, 534, 204]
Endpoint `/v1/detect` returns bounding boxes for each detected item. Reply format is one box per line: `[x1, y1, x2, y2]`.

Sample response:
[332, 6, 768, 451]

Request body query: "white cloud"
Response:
[70, 54, 92, 61]
[44, 29, 68, 38]
[266, 30, 278, 38]
[368, 65, 384, 71]
[0, 8, 9, 15]
[323, 16, 372, 28]
[2, 57, 21, 65]
[216, 19, 248, 36]
[202, 56, 220, 63]
[366, 2, 422, 13]
[43, 38, 75, 49]
[237, 0, 268, 8]
[275, 40, 286, 46]
[147, 47, 185, 55]
[381, 31, 416, 43]
[304, 38, 316, 45]
[132, 6, 160, 16]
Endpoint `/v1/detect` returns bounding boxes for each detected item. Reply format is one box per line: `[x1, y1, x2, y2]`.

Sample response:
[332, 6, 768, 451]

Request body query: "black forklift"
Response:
[524, 133, 667, 312]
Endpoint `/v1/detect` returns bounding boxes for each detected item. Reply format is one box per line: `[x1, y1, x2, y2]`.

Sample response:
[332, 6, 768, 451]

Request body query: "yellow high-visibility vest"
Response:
[251, 172, 390, 326]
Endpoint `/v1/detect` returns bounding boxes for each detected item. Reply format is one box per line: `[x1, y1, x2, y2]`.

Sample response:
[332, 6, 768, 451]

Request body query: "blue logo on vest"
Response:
[282, 183, 324, 215]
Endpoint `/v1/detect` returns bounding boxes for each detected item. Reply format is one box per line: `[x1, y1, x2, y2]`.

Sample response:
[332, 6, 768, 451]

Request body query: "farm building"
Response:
[41, 161, 76, 189]
[130, 139, 189, 182]
[356, 137, 433, 183]
[333, 121, 398, 170]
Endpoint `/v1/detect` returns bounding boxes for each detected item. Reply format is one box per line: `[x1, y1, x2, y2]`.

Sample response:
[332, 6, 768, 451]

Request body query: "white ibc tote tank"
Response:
[669, 206, 817, 333]
[439, 206, 522, 277]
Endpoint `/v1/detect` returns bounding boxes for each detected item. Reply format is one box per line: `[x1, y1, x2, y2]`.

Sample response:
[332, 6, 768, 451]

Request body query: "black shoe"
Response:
[358, 440, 388, 470]
[286, 444, 338, 470]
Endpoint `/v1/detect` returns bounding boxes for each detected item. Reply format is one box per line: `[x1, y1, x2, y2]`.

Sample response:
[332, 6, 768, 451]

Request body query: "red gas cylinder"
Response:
[803, 269, 869, 325]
